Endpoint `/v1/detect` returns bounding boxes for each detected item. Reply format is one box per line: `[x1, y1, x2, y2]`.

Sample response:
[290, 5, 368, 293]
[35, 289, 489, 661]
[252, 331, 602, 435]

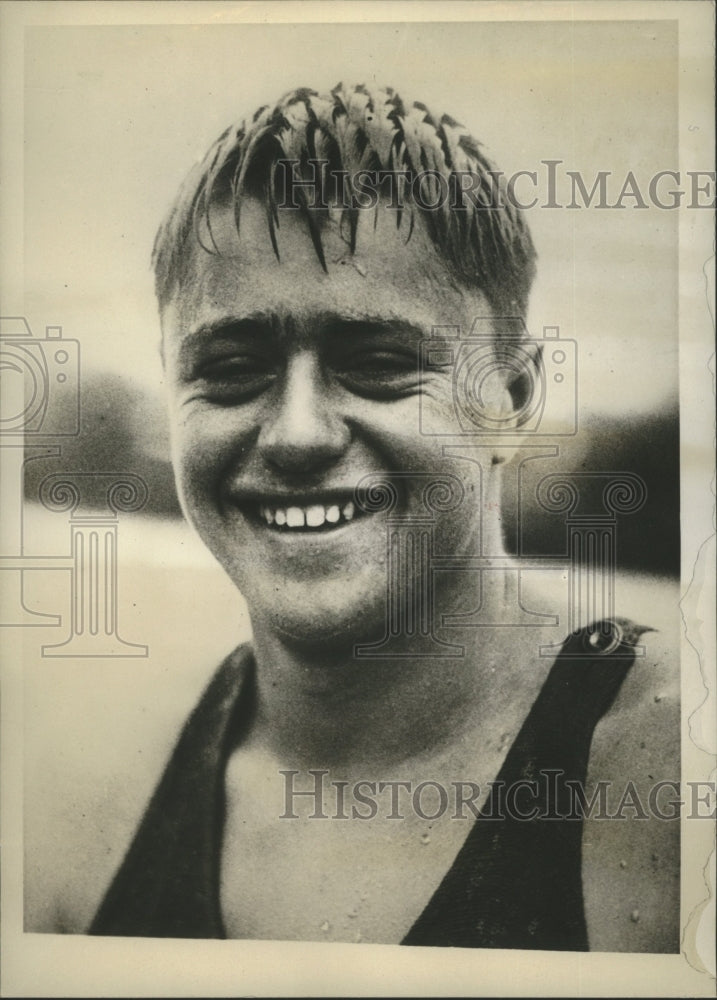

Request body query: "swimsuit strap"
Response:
[403, 618, 642, 950]
[89, 646, 253, 938]
[90, 619, 642, 944]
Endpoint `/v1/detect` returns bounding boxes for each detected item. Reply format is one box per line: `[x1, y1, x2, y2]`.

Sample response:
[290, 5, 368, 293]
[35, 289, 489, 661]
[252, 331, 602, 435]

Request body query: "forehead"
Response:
[161, 200, 491, 343]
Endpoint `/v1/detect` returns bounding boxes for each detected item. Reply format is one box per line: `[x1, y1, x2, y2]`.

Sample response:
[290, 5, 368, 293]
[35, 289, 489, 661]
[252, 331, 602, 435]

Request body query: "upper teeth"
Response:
[260, 501, 355, 529]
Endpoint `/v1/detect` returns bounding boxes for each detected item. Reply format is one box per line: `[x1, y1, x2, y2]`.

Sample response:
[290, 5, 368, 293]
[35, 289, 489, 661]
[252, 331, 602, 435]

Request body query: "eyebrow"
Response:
[321, 316, 429, 346]
[175, 313, 278, 371]
[180, 313, 278, 348]
[178, 312, 431, 359]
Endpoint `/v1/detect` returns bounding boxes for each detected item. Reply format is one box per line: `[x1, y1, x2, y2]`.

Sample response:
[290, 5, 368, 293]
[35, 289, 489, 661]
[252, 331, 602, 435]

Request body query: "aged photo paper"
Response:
[1, 1, 714, 996]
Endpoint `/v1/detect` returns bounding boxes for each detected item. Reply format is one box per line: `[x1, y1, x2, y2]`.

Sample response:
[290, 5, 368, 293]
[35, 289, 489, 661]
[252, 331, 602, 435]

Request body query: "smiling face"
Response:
[162, 199, 508, 646]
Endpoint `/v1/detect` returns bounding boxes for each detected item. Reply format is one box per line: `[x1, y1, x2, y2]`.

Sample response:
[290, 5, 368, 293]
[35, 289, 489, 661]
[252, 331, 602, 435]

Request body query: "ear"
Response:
[506, 340, 543, 415]
[490, 340, 543, 466]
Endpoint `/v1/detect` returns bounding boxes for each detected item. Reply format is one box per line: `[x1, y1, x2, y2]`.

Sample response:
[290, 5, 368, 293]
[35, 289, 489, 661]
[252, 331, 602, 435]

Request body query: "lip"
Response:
[228, 487, 361, 506]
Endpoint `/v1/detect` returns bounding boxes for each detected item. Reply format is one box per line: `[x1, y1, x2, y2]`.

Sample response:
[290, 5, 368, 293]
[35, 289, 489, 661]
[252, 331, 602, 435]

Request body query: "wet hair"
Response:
[152, 83, 537, 318]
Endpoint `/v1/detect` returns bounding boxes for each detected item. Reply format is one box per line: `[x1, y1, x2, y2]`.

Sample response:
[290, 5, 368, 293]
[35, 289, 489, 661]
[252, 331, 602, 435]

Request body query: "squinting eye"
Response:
[334, 351, 419, 399]
[195, 355, 278, 403]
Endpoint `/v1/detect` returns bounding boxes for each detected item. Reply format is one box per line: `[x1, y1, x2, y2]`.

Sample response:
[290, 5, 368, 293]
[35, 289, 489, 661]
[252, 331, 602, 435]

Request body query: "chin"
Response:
[247, 576, 389, 652]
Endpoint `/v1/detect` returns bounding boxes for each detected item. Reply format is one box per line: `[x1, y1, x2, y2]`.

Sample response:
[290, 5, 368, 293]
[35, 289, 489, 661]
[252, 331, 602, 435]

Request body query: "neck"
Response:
[245, 565, 548, 775]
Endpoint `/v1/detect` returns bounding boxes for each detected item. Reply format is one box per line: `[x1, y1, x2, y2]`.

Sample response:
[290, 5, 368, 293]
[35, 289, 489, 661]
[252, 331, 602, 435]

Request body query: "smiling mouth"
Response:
[256, 500, 366, 531]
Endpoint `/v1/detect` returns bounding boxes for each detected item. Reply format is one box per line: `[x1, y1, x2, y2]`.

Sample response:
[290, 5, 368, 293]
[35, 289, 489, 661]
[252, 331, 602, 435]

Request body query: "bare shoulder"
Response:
[23, 657, 223, 935]
[582, 573, 681, 953]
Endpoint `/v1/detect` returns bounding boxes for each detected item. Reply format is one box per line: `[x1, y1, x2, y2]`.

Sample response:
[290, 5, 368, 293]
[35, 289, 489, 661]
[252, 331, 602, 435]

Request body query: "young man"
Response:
[29, 83, 680, 951]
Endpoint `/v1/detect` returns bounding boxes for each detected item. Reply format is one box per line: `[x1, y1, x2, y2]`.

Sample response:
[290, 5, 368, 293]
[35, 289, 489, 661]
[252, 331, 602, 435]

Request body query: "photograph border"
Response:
[1, 1, 714, 996]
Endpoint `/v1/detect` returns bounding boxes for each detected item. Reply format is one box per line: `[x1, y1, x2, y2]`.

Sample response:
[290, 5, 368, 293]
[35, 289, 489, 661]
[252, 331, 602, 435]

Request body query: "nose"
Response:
[257, 351, 350, 473]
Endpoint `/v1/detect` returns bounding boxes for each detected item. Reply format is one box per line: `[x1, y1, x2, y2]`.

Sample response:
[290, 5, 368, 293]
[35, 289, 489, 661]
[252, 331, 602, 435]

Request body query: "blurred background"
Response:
[20, 19, 679, 576]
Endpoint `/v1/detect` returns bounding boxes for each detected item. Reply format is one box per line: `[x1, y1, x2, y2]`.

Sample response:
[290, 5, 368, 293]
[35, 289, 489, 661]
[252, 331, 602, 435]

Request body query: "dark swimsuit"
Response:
[90, 619, 641, 949]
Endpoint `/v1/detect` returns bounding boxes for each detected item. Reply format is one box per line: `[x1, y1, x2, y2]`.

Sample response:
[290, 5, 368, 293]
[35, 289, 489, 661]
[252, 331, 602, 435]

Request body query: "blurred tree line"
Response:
[23, 370, 680, 576]
[501, 411, 680, 576]
[23, 369, 181, 519]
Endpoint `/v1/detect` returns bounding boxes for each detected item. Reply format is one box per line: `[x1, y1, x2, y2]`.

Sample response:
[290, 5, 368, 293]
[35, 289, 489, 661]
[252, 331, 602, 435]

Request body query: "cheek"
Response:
[349, 383, 456, 459]
[411, 376, 463, 441]
[362, 397, 484, 524]
[168, 404, 249, 513]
